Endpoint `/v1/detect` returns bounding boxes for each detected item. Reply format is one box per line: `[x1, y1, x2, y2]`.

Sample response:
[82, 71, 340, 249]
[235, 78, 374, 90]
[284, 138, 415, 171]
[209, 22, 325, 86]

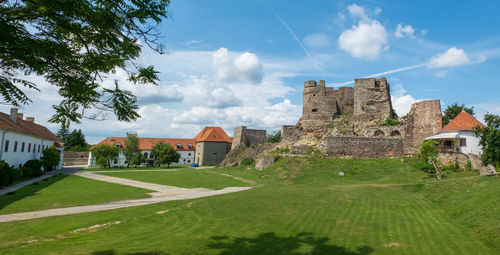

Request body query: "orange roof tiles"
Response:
[442, 111, 485, 131]
[0, 112, 62, 143]
[194, 126, 232, 143]
[95, 137, 196, 151]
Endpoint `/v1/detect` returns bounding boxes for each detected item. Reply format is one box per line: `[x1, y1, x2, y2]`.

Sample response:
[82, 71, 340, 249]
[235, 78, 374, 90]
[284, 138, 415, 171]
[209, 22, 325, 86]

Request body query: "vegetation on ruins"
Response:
[266, 131, 281, 143]
[91, 144, 119, 168]
[0, 0, 170, 127]
[122, 132, 140, 168]
[380, 117, 401, 126]
[474, 113, 500, 168]
[442, 103, 474, 126]
[151, 141, 180, 167]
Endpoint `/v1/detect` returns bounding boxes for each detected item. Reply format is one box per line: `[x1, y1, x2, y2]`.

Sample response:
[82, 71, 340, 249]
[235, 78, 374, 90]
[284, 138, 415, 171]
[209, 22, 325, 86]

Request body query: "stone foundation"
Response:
[320, 136, 403, 158]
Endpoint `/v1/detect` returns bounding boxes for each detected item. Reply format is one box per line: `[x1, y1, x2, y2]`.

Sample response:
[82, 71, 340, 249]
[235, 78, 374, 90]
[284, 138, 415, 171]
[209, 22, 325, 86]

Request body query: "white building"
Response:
[88, 137, 196, 167]
[425, 111, 484, 155]
[0, 108, 64, 170]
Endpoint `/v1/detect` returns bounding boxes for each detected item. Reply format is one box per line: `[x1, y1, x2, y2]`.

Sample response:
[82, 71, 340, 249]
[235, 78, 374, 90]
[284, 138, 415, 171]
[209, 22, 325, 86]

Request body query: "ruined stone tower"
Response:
[353, 77, 394, 123]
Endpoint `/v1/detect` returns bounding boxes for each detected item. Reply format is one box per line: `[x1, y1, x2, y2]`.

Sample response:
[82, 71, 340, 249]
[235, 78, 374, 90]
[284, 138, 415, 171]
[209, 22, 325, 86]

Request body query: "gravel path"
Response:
[0, 170, 251, 223]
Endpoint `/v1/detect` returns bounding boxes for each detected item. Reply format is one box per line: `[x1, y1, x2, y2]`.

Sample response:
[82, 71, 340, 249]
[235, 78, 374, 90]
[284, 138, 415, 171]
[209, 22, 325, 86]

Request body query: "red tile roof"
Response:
[194, 126, 232, 143]
[95, 137, 196, 151]
[442, 111, 485, 131]
[0, 112, 62, 143]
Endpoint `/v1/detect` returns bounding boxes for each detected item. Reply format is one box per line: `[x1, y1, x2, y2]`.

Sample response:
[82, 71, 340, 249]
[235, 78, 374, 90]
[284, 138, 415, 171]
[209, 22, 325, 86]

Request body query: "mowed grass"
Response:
[0, 174, 152, 215]
[0, 157, 498, 254]
[84, 164, 189, 171]
[97, 169, 250, 189]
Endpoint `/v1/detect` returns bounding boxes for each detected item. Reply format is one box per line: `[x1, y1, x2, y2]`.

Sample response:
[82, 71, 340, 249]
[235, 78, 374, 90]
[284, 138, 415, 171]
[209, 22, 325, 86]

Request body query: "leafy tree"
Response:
[131, 152, 146, 168]
[123, 132, 140, 168]
[151, 141, 180, 167]
[474, 113, 500, 168]
[91, 144, 120, 168]
[64, 129, 88, 150]
[419, 140, 439, 164]
[0, 0, 170, 127]
[56, 126, 69, 141]
[267, 131, 281, 143]
[40, 145, 61, 171]
[442, 103, 474, 127]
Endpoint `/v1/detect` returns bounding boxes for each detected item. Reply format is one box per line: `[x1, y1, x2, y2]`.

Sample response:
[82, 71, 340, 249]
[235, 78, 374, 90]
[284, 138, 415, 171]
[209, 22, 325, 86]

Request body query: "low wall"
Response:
[320, 136, 403, 158]
[438, 152, 497, 175]
[63, 151, 89, 166]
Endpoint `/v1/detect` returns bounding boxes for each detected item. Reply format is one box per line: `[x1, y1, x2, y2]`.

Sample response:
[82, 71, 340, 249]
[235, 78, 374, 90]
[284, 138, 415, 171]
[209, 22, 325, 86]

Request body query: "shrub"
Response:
[41, 146, 61, 171]
[20, 167, 33, 179]
[465, 160, 473, 171]
[419, 140, 438, 163]
[24, 159, 43, 177]
[380, 118, 400, 126]
[0, 162, 22, 187]
[267, 131, 281, 143]
[240, 158, 255, 166]
[411, 161, 435, 173]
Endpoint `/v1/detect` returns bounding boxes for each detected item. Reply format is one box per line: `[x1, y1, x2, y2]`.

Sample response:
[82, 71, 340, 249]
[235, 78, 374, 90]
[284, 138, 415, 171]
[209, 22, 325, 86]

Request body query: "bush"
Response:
[240, 158, 255, 166]
[20, 167, 33, 179]
[412, 161, 435, 173]
[24, 159, 43, 177]
[0, 161, 22, 187]
[380, 118, 400, 126]
[465, 160, 473, 171]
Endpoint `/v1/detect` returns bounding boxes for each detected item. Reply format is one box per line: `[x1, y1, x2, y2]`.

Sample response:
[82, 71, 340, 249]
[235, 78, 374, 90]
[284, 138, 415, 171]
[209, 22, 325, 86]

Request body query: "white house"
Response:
[424, 111, 484, 155]
[88, 137, 196, 167]
[0, 108, 64, 170]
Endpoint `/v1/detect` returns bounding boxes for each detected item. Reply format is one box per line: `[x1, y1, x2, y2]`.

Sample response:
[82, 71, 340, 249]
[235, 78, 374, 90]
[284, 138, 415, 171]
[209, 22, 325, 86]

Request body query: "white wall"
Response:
[459, 130, 483, 155]
[0, 130, 64, 170]
[88, 149, 195, 167]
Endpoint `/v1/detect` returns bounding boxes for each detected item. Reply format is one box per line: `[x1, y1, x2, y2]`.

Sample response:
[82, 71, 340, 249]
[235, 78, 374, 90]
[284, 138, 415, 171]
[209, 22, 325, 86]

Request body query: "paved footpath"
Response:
[0, 170, 251, 223]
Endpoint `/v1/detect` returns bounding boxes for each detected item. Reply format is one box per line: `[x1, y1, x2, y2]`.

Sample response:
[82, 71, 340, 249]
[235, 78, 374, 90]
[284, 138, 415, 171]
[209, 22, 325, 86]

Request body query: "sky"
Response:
[2, 0, 500, 144]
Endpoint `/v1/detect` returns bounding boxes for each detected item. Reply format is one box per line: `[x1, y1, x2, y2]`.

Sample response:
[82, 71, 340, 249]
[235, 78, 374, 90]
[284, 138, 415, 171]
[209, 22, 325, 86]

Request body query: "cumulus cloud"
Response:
[395, 24, 415, 38]
[339, 20, 388, 60]
[209, 88, 241, 108]
[391, 84, 425, 116]
[212, 48, 263, 83]
[303, 33, 331, 48]
[428, 47, 471, 68]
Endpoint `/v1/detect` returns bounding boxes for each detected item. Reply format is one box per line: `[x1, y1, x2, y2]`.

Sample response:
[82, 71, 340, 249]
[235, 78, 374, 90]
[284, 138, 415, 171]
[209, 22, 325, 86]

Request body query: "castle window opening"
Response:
[312, 108, 318, 113]
[390, 130, 401, 137]
[374, 130, 384, 136]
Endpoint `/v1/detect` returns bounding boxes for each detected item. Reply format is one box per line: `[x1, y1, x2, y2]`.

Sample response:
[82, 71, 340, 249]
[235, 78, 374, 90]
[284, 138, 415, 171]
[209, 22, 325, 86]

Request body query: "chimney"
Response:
[17, 113, 23, 120]
[26, 117, 35, 123]
[9, 108, 18, 123]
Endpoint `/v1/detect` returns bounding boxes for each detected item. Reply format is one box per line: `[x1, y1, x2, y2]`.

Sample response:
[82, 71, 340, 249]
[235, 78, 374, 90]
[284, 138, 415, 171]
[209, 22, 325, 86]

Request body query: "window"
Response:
[14, 141, 18, 152]
[188, 144, 192, 149]
[4, 140, 9, 152]
[460, 138, 467, 147]
[188, 153, 191, 156]
[144, 152, 148, 159]
[28, 143, 31, 152]
[21, 142, 25, 152]
[187, 160, 191, 163]
[176, 144, 181, 149]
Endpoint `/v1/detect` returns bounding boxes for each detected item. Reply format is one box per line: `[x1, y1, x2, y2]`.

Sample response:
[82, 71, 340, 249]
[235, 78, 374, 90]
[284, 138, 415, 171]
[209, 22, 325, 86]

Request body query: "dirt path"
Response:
[0, 171, 251, 223]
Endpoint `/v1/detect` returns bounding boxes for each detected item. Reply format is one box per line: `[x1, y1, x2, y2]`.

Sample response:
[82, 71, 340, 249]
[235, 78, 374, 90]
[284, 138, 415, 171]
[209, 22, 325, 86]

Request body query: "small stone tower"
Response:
[353, 77, 394, 123]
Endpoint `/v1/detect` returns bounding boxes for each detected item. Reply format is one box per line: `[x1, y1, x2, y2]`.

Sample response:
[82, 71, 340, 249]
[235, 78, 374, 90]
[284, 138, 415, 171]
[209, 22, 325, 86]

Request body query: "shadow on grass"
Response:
[208, 232, 373, 255]
[0, 174, 68, 211]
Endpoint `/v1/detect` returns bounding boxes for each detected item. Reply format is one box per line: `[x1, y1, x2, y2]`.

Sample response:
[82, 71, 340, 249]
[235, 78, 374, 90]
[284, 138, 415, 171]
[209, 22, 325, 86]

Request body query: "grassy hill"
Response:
[0, 157, 498, 254]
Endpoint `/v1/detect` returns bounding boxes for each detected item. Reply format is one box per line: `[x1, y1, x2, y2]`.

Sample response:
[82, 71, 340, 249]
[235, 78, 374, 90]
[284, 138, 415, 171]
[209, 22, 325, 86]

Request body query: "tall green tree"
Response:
[0, 0, 170, 127]
[91, 144, 119, 168]
[40, 145, 61, 171]
[131, 152, 146, 168]
[123, 132, 140, 168]
[56, 126, 69, 141]
[475, 113, 500, 168]
[65, 129, 87, 148]
[151, 141, 180, 168]
[442, 103, 474, 127]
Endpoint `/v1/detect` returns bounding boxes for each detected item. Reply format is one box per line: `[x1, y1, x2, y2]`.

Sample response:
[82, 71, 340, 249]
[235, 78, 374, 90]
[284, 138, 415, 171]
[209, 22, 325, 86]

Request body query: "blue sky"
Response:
[2, 0, 500, 144]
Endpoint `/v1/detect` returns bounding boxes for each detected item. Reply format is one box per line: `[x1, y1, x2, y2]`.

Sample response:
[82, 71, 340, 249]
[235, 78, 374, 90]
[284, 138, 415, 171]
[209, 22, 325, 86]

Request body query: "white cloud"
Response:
[303, 33, 331, 48]
[420, 29, 428, 36]
[212, 48, 263, 83]
[391, 84, 425, 116]
[209, 88, 241, 108]
[347, 4, 369, 21]
[428, 47, 471, 68]
[395, 24, 415, 38]
[339, 20, 388, 60]
[434, 70, 449, 77]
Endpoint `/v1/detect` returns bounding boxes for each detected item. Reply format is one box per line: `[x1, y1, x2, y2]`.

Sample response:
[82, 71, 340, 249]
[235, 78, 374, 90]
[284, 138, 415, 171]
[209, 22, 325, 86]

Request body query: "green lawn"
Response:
[0, 174, 152, 215]
[84, 164, 189, 171]
[0, 157, 497, 254]
[97, 169, 250, 190]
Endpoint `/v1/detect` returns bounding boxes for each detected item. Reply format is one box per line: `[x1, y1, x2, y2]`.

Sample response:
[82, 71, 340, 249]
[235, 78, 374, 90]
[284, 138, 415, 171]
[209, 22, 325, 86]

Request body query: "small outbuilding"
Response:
[194, 127, 232, 166]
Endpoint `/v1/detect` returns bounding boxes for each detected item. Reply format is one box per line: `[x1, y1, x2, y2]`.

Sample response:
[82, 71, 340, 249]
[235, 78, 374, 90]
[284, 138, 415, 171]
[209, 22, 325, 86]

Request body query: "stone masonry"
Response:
[403, 100, 442, 155]
[231, 126, 267, 150]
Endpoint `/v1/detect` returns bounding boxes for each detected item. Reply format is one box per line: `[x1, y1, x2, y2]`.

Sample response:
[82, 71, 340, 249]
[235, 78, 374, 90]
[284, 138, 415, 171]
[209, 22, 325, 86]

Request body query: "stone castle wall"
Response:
[281, 125, 302, 144]
[320, 136, 403, 158]
[231, 126, 267, 150]
[404, 100, 442, 155]
[353, 77, 393, 124]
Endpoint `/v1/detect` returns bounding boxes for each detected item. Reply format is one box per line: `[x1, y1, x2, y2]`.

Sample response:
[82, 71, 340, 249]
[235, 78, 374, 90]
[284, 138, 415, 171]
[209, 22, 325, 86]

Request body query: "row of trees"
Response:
[91, 133, 180, 168]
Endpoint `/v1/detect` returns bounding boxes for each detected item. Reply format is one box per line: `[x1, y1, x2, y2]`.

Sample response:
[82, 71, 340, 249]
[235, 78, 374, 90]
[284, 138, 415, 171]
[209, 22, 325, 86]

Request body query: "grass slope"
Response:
[0, 157, 497, 254]
[97, 169, 250, 189]
[84, 165, 188, 171]
[0, 174, 152, 215]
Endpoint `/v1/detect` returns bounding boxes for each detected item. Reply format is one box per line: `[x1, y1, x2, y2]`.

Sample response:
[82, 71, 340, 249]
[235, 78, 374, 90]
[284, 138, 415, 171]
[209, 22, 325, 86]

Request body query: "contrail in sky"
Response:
[330, 63, 426, 87]
[268, 7, 321, 70]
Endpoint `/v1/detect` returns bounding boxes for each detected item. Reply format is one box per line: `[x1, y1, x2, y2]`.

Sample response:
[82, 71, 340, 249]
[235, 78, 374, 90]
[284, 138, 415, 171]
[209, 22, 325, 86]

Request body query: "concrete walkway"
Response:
[0, 167, 80, 196]
[0, 170, 251, 223]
